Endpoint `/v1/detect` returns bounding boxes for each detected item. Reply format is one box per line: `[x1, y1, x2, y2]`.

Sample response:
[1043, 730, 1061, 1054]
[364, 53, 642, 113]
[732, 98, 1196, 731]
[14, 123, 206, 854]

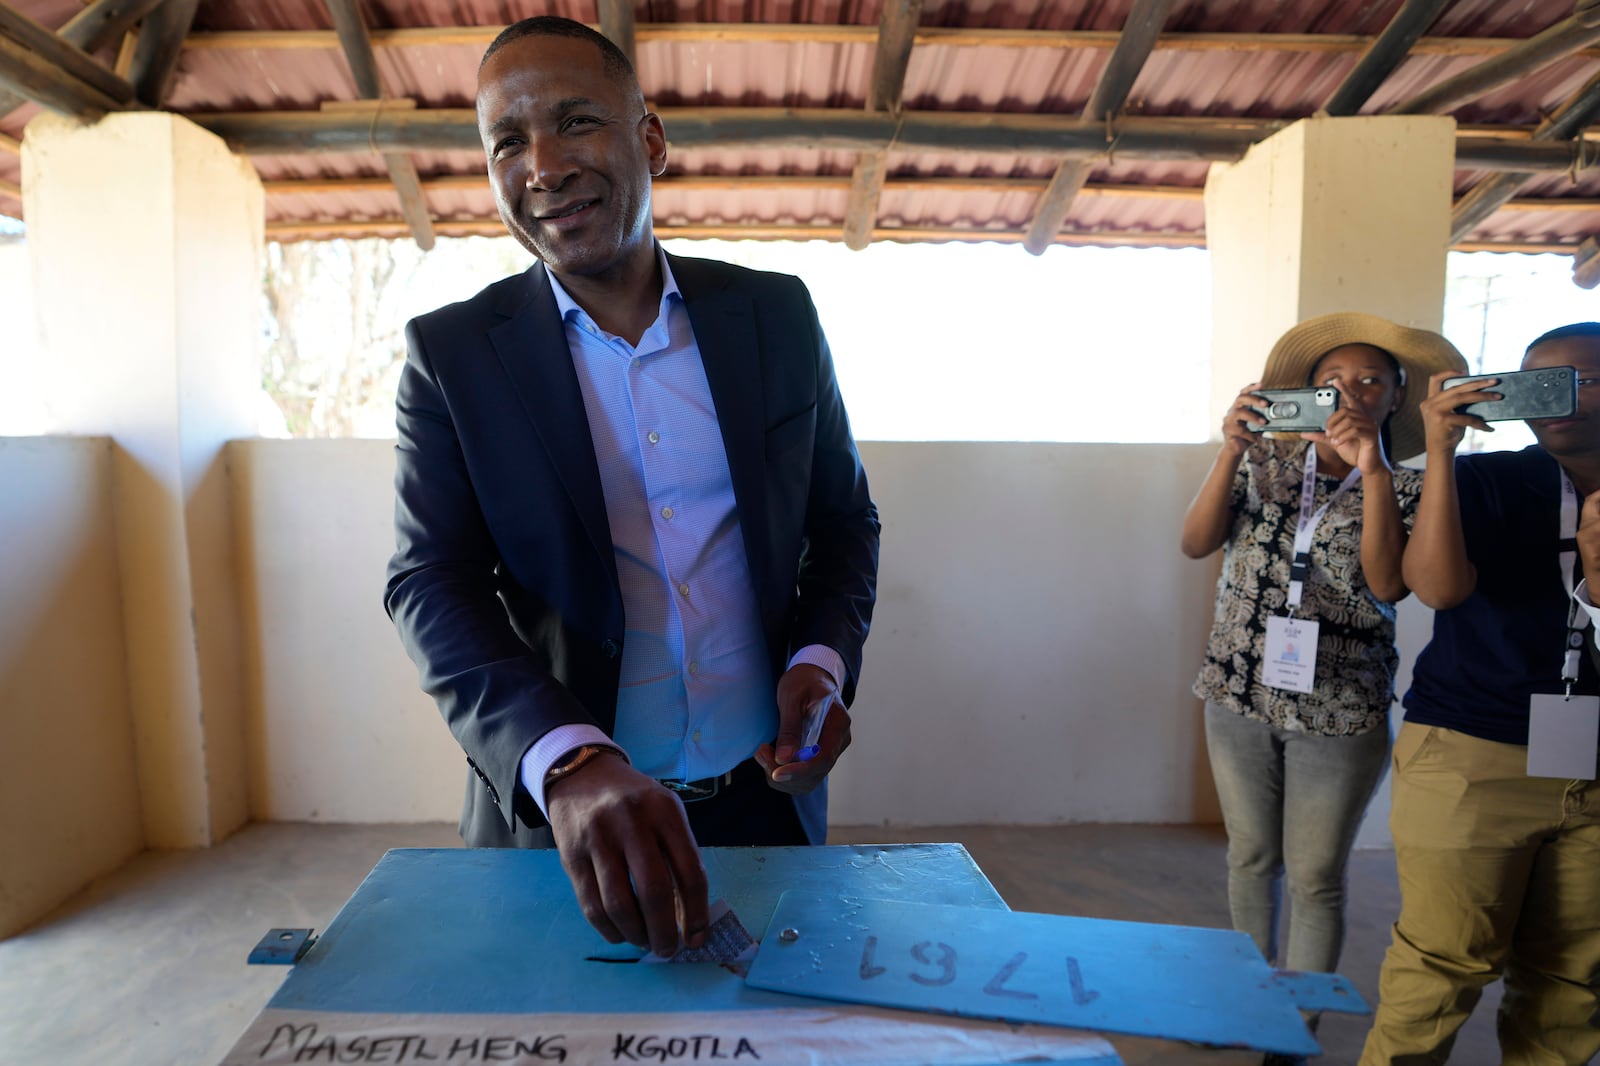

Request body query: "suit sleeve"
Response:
[384, 317, 592, 832]
[787, 281, 881, 705]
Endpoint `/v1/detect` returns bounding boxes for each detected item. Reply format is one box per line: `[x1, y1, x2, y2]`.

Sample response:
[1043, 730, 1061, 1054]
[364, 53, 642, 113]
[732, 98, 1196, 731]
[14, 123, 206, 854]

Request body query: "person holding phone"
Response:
[1181, 313, 1467, 1029]
[1360, 322, 1600, 1065]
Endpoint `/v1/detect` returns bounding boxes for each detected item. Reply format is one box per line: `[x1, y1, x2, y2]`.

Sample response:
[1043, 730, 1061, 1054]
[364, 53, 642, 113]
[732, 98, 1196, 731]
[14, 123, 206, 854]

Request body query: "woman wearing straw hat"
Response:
[1181, 313, 1467, 1017]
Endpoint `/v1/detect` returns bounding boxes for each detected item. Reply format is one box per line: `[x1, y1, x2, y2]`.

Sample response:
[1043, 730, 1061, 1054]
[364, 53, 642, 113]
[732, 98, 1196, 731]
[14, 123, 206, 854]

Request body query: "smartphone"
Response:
[1244, 386, 1340, 434]
[1442, 365, 1577, 422]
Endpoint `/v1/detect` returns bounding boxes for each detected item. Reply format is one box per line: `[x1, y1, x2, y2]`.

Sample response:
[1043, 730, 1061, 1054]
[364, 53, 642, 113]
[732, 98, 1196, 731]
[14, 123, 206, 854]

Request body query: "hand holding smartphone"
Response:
[1442, 365, 1576, 422]
[1244, 386, 1341, 434]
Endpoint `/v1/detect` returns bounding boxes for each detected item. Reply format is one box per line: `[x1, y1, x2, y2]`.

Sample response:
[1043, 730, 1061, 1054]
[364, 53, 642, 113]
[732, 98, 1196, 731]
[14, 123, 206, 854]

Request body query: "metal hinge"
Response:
[248, 927, 316, 965]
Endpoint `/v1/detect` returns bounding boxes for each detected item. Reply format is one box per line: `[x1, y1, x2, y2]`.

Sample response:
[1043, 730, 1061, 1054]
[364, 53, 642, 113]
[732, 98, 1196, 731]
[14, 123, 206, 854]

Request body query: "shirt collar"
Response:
[546, 246, 681, 330]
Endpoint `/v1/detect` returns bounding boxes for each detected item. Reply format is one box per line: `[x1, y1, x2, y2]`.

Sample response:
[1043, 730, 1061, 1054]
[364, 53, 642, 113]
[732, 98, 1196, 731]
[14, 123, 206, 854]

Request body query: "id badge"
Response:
[1263, 616, 1318, 694]
[1527, 694, 1600, 780]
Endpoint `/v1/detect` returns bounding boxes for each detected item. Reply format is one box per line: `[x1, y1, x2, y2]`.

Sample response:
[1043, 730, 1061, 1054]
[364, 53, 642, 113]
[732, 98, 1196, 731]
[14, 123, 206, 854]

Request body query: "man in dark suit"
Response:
[384, 16, 879, 959]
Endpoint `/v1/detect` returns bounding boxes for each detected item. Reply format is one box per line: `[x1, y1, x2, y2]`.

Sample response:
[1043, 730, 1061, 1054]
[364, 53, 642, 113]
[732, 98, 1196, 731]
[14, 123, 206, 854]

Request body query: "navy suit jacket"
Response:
[384, 252, 880, 847]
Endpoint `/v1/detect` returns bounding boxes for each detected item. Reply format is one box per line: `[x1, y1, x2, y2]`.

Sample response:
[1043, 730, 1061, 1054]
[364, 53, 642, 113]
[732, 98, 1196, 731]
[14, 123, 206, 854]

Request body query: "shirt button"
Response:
[647, 431, 660, 445]
[692, 730, 702, 742]
[677, 582, 690, 597]
[688, 661, 699, 675]
[661, 506, 674, 520]
[631, 358, 640, 369]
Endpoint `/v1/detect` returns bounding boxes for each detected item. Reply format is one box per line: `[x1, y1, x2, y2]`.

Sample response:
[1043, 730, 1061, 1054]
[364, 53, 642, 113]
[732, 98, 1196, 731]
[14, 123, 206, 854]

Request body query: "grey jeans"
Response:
[1204, 700, 1391, 974]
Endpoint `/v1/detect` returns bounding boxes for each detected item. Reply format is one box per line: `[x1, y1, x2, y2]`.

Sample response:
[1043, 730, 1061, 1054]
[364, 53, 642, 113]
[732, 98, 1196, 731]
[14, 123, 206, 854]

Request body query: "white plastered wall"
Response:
[23, 112, 263, 848]
[0, 436, 142, 939]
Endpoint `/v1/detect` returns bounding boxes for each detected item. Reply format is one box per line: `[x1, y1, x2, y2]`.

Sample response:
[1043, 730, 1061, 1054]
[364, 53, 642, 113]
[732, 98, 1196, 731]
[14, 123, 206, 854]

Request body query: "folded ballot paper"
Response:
[640, 899, 759, 965]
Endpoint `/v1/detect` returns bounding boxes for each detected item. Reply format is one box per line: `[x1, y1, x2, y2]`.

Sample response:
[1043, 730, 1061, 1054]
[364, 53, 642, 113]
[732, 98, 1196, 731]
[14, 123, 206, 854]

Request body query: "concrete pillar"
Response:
[23, 111, 262, 848]
[1204, 115, 1457, 427]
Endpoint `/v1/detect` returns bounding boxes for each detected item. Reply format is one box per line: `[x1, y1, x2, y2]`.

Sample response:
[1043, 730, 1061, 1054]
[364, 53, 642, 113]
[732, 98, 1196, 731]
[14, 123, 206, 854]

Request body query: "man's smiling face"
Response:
[477, 34, 666, 280]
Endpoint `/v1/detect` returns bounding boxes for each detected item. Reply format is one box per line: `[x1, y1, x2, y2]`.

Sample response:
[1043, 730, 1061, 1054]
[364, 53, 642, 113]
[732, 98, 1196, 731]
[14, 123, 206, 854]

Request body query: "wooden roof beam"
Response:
[195, 107, 1279, 158]
[324, 0, 434, 250]
[258, 215, 1589, 256]
[128, 0, 198, 108]
[1322, 0, 1451, 116]
[596, 0, 637, 69]
[1574, 236, 1600, 287]
[1392, 1, 1600, 116]
[178, 25, 1600, 60]
[0, 0, 165, 121]
[0, 25, 125, 117]
[0, 175, 18, 199]
[0, 3, 135, 106]
[194, 107, 1600, 172]
[379, 147, 435, 250]
[325, 0, 382, 98]
[263, 173, 1210, 199]
[1450, 67, 1600, 242]
[1023, 0, 1179, 256]
[842, 0, 922, 251]
[258, 171, 1600, 216]
[0, 128, 17, 154]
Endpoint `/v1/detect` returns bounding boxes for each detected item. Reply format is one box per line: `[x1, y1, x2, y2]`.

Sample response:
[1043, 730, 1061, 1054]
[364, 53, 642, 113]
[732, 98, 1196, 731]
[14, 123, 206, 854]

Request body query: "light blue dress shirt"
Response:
[519, 253, 843, 815]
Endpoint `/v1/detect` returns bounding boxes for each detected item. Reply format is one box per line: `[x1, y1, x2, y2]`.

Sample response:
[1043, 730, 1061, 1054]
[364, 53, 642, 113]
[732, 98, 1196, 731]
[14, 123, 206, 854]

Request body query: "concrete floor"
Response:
[0, 823, 1501, 1066]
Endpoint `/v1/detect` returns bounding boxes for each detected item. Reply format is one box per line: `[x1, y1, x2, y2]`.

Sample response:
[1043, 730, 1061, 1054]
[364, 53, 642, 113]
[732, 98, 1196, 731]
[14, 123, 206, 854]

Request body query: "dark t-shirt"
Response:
[1404, 445, 1599, 745]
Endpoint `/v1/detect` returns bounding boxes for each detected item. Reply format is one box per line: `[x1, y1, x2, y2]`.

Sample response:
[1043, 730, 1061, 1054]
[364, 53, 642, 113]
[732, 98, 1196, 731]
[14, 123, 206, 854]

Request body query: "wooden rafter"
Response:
[842, 0, 922, 251]
[177, 25, 1600, 61]
[324, 0, 434, 250]
[0, 128, 17, 155]
[0, 3, 135, 107]
[0, 0, 165, 120]
[1575, 237, 1600, 288]
[0, 24, 124, 117]
[596, 0, 637, 68]
[128, 0, 198, 108]
[1451, 68, 1600, 242]
[1392, 3, 1600, 116]
[0, 175, 18, 199]
[1322, 0, 1451, 117]
[1023, 0, 1178, 256]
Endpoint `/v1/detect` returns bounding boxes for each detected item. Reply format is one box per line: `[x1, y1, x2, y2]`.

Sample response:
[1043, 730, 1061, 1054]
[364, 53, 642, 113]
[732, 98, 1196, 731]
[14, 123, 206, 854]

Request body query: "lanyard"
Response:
[1287, 446, 1362, 610]
[1558, 468, 1590, 697]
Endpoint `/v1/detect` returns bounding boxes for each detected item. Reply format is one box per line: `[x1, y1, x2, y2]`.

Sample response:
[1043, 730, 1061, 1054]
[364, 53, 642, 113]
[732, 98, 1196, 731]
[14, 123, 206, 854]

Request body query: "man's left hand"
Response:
[753, 663, 851, 794]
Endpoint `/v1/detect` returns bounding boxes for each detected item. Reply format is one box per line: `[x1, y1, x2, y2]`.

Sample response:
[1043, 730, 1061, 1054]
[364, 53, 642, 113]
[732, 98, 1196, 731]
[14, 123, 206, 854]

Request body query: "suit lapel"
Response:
[673, 254, 771, 607]
[487, 263, 617, 582]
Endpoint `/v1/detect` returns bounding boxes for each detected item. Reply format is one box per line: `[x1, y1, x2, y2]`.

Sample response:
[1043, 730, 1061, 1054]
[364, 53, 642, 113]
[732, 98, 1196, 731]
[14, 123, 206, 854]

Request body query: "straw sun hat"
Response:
[1259, 312, 1468, 463]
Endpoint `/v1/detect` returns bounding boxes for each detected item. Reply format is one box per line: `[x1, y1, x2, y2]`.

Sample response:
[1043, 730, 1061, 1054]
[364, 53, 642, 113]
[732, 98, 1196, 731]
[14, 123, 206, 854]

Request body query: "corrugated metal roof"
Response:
[2, 0, 1598, 252]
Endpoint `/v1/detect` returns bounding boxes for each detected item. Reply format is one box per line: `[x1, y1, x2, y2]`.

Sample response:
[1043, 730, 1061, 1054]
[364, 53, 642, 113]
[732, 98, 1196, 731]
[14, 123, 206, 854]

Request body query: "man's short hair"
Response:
[1528, 322, 1600, 352]
[480, 16, 639, 99]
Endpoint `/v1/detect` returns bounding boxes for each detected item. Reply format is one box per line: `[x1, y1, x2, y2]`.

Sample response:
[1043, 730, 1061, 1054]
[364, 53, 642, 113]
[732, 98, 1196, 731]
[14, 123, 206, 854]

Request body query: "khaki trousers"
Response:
[1360, 723, 1600, 1065]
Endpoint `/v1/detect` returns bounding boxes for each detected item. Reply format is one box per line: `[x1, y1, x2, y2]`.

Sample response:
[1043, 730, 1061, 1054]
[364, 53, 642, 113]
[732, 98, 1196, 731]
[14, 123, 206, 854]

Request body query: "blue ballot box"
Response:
[220, 844, 1123, 1066]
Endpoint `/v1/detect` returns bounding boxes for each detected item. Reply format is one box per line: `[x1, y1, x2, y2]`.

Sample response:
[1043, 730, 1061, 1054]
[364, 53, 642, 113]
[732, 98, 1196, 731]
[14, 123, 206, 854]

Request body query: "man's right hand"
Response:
[545, 754, 709, 957]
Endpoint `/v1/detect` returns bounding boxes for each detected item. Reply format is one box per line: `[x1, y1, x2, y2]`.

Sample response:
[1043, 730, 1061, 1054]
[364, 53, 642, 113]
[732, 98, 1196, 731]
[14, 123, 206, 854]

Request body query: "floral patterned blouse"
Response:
[1193, 436, 1424, 737]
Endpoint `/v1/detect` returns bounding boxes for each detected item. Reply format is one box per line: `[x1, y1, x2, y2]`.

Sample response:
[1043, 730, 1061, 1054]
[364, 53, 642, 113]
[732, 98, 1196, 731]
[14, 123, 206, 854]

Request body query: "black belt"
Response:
[656, 766, 742, 803]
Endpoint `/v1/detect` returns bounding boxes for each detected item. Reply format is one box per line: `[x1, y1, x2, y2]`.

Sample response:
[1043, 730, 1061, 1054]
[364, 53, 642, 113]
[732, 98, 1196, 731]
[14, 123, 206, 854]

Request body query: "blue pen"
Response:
[796, 695, 832, 761]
